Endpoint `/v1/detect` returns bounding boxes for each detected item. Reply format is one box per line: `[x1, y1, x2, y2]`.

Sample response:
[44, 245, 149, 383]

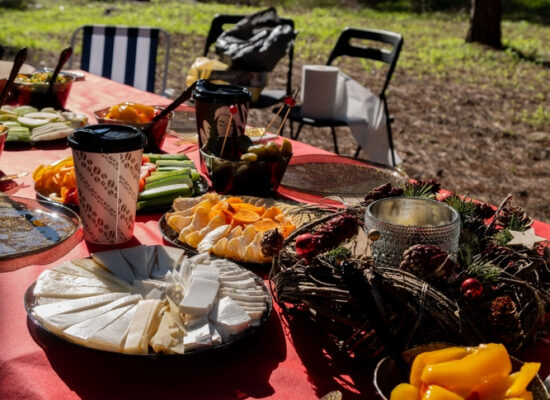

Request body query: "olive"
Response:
[265, 142, 280, 160]
[240, 152, 258, 162]
[280, 139, 292, 157]
[247, 144, 267, 158]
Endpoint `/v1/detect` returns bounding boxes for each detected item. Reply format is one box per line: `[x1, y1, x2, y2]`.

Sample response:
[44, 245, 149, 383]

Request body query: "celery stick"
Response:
[138, 183, 192, 201]
[137, 193, 186, 210]
[143, 153, 190, 163]
[191, 171, 200, 182]
[144, 175, 192, 191]
[155, 160, 195, 168]
[145, 168, 191, 184]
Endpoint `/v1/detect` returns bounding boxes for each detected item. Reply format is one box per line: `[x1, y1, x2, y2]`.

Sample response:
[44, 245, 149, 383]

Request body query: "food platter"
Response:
[0, 195, 81, 272]
[1, 105, 87, 145]
[24, 246, 272, 357]
[279, 154, 408, 201]
[158, 194, 320, 265]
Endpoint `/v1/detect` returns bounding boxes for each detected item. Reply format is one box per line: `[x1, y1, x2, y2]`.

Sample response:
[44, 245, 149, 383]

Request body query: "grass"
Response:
[0, 0, 548, 128]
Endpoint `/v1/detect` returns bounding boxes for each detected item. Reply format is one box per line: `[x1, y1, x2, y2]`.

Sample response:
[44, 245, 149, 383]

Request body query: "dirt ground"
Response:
[23, 34, 550, 223]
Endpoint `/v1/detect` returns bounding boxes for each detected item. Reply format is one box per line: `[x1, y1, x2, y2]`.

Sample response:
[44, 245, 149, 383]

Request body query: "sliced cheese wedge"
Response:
[35, 269, 129, 293]
[209, 296, 251, 338]
[33, 292, 128, 319]
[179, 277, 220, 316]
[87, 304, 138, 353]
[119, 246, 150, 280]
[42, 294, 142, 332]
[70, 258, 133, 291]
[34, 275, 114, 298]
[91, 249, 135, 284]
[150, 309, 185, 354]
[63, 304, 134, 345]
[183, 316, 212, 351]
[151, 245, 182, 279]
[123, 299, 162, 354]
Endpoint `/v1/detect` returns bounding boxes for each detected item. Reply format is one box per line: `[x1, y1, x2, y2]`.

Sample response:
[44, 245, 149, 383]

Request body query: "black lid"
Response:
[192, 79, 251, 104]
[67, 124, 147, 153]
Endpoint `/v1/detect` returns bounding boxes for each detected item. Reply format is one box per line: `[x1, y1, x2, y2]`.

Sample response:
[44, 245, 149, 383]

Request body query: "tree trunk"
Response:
[466, 0, 502, 49]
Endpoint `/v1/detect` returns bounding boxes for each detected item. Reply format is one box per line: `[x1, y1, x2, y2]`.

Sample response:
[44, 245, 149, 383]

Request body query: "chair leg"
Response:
[331, 127, 339, 154]
[383, 98, 396, 166]
[354, 145, 361, 158]
[293, 123, 304, 141]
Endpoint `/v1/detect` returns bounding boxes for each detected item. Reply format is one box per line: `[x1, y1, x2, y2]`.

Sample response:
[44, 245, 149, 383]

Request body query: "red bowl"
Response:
[94, 106, 174, 153]
[12, 72, 74, 108]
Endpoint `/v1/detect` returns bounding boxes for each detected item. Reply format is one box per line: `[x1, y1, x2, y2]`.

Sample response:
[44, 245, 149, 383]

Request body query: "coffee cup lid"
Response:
[67, 124, 147, 153]
[193, 79, 251, 104]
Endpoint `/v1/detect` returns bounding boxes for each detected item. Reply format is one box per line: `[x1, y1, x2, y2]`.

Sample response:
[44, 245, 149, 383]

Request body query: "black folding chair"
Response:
[286, 28, 403, 166]
[203, 14, 296, 109]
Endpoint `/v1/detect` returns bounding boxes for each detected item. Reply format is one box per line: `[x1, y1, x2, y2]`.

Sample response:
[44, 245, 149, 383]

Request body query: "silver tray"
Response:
[24, 270, 272, 358]
[0, 195, 81, 271]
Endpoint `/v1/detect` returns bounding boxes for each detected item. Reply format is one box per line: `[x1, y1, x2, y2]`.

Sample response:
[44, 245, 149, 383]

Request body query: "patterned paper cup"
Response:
[68, 125, 146, 244]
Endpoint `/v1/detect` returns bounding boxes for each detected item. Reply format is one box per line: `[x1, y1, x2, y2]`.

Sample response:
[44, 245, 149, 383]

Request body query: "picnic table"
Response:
[1, 72, 549, 400]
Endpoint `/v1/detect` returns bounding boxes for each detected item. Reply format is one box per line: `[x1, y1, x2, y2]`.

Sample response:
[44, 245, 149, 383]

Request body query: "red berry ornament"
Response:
[283, 95, 296, 107]
[228, 105, 238, 114]
[460, 278, 484, 301]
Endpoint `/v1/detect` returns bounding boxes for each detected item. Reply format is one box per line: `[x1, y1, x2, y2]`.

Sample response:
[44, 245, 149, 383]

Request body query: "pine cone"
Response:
[364, 183, 404, 205]
[261, 228, 284, 258]
[489, 295, 523, 345]
[399, 244, 456, 282]
[474, 202, 495, 220]
[495, 205, 532, 230]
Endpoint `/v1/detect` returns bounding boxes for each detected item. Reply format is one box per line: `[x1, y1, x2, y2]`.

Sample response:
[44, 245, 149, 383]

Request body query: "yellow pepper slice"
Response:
[410, 346, 471, 387]
[421, 385, 464, 400]
[420, 343, 511, 389]
[505, 362, 540, 397]
[390, 383, 419, 400]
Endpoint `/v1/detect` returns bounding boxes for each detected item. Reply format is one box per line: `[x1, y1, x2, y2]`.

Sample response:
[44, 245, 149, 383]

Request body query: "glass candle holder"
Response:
[364, 197, 461, 268]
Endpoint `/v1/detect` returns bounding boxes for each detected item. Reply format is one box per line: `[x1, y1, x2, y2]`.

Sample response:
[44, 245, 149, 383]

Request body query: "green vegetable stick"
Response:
[144, 175, 192, 191]
[145, 168, 191, 184]
[138, 183, 192, 201]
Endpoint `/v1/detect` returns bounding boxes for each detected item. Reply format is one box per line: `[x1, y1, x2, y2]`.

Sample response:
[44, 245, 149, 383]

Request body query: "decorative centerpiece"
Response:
[270, 179, 550, 359]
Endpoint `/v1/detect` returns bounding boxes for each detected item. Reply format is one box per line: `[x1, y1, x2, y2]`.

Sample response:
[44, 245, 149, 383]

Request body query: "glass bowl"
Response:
[200, 148, 291, 197]
[95, 106, 173, 153]
[12, 72, 74, 108]
[364, 197, 461, 268]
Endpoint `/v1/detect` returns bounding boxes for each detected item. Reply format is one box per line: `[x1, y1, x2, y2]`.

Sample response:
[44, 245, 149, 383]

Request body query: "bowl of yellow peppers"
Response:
[374, 343, 548, 400]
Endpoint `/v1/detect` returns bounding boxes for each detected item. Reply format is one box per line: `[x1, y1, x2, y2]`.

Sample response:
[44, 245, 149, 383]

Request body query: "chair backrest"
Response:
[203, 13, 296, 96]
[327, 28, 403, 99]
[69, 25, 170, 94]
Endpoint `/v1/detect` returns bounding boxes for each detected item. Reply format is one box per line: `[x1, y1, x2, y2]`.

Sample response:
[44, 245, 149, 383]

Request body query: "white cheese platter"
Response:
[25, 245, 272, 357]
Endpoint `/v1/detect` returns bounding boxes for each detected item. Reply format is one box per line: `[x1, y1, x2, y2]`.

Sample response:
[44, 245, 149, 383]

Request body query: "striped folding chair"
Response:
[69, 25, 170, 95]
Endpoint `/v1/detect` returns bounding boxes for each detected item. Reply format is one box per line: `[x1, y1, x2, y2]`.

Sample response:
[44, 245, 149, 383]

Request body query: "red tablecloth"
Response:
[1, 72, 549, 400]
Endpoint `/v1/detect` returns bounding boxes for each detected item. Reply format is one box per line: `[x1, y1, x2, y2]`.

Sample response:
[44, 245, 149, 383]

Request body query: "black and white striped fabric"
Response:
[76, 25, 161, 93]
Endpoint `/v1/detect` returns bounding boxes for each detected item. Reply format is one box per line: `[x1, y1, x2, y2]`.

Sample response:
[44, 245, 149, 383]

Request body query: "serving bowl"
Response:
[200, 147, 291, 197]
[95, 105, 173, 153]
[12, 72, 74, 108]
[373, 343, 549, 399]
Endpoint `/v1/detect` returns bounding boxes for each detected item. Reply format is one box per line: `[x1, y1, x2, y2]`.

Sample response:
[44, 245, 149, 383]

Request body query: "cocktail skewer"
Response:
[275, 88, 300, 137]
[219, 104, 238, 158]
[264, 88, 296, 134]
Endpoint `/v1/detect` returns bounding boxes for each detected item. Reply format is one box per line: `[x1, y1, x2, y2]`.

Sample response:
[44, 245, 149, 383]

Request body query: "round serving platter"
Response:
[24, 262, 273, 358]
[0, 195, 81, 272]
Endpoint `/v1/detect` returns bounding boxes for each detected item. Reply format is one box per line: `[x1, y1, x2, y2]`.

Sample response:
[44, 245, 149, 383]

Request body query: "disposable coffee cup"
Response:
[67, 124, 147, 244]
[193, 79, 251, 165]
